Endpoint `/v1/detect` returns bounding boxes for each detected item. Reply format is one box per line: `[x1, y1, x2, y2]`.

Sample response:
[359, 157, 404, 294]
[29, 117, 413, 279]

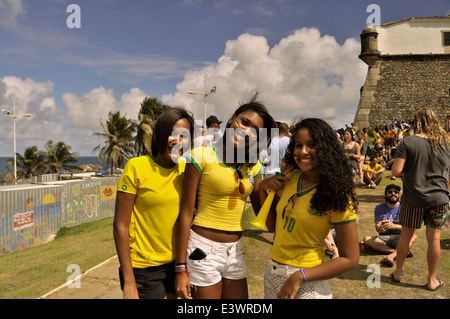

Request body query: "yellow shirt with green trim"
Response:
[118, 155, 185, 268]
[189, 146, 262, 232]
[270, 171, 357, 268]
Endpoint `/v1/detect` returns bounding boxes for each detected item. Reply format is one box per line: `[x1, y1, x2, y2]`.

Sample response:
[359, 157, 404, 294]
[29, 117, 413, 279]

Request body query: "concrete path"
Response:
[40, 255, 122, 299]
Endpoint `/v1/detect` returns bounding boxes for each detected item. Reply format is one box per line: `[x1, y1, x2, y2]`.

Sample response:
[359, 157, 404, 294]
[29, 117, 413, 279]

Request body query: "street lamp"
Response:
[2, 98, 33, 182]
[187, 75, 216, 128]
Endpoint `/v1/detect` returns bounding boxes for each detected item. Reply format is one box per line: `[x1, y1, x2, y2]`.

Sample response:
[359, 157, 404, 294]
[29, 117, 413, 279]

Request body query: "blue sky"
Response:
[0, 0, 449, 156]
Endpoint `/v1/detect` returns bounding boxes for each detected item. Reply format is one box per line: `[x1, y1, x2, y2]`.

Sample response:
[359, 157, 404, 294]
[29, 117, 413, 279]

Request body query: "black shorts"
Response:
[119, 261, 176, 299]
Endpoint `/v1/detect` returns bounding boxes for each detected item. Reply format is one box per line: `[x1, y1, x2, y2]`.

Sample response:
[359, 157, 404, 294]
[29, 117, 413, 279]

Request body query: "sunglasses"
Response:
[235, 169, 245, 194]
[387, 190, 399, 195]
[281, 192, 299, 220]
[234, 120, 259, 141]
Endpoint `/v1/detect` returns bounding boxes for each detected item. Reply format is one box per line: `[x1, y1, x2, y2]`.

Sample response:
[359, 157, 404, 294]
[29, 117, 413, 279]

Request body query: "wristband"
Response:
[175, 263, 188, 274]
[299, 268, 307, 283]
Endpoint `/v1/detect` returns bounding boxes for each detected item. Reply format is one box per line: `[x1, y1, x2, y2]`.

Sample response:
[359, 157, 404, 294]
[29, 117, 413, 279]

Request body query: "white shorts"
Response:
[264, 259, 332, 299]
[186, 229, 247, 287]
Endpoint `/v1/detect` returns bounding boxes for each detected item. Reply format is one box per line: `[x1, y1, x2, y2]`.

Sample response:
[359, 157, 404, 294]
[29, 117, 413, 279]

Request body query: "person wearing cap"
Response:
[206, 115, 222, 129]
[194, 115, 223, 147]
[362, 184, 417, 267]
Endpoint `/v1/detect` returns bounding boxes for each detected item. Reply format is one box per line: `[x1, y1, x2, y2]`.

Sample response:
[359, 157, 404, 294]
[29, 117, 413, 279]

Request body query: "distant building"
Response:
[353, 16, 450, 129]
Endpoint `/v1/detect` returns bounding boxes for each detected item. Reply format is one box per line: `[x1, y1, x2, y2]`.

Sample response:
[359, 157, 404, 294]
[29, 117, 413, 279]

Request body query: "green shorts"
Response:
[399, 201, 449, 229]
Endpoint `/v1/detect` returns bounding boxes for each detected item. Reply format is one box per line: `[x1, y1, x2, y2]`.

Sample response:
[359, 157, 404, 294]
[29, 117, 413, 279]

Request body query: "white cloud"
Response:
[162, 27, 366, 128]
[62, 86, 146, 129]
[0, 76, 69, 156]
[0, 76, 149, 156]
[0, 0, 25, 30]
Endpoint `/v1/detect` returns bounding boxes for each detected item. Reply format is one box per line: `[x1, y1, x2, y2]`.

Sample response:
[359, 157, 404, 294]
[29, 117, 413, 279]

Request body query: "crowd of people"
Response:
[113, 99, 449, 299]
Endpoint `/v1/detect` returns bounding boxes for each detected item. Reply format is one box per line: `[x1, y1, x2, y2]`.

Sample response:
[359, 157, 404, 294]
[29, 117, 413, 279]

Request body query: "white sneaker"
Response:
[371, 183, 376, 189]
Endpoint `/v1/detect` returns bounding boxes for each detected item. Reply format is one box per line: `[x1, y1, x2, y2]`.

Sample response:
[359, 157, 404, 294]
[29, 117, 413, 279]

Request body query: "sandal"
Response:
[426, 279, 444, 291]
[381, 257, 394, 267]
[390, 271, 402, 283]
[359, 242, 367, 252]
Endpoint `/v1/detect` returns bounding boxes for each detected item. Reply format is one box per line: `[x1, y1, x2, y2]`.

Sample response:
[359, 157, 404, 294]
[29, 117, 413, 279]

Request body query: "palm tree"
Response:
[135, 97, 171, 156]
[92, 111, 136, 174]
[45, 140, 80, 174]
[7, 146, 47, 178]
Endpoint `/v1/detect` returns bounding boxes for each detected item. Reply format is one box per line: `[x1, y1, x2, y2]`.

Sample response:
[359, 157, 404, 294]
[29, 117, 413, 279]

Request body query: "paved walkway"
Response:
[40, 255, 122, 299]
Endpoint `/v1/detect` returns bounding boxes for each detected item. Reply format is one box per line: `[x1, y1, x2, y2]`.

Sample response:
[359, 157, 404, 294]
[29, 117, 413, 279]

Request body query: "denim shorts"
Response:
[378, 234, 401, 249]
[186, 229, 247, 287]
[264, 259, 332, 299]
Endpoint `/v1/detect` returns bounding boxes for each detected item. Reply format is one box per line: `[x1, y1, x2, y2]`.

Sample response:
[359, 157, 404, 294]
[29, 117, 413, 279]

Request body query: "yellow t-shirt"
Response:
[270, 171, 357, 268]
[364, 163, 382, 179]
[189, 146, 262, 231]
[373, 131, 381, 144]
[118, 155, 185, 268]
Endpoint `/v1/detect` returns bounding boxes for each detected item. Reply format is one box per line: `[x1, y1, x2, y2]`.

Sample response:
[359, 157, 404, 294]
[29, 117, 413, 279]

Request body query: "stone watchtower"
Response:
[353, 17, 450, 129]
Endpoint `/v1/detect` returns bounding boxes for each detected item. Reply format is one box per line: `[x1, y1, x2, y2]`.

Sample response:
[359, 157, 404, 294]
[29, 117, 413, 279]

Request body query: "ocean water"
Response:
[0, 156, 108, 178]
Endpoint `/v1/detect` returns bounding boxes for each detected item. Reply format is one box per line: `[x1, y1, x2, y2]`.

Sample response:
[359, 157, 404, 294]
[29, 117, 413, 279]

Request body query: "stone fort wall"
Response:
[354, 54, 450, 129]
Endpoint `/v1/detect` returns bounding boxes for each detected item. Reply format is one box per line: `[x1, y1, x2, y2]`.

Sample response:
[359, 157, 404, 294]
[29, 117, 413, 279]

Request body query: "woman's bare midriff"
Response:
[191, 225, 242, 243]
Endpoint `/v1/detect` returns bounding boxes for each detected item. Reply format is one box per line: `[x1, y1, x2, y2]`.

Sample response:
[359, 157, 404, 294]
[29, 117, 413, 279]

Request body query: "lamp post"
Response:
[2, 98, 33, 182]
[187, 75, 216, 128]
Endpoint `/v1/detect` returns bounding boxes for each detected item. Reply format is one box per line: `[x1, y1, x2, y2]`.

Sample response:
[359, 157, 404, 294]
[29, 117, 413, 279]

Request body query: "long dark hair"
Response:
[223, 92, 276, 165]
[284, 118, 358, 215]
[151, 107, 194, 156]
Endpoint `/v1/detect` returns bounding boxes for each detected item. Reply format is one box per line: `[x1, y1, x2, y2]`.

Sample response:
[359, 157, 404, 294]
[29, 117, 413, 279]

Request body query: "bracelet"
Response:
[175, 263, 188, 274]
[299, 268, 307, 283]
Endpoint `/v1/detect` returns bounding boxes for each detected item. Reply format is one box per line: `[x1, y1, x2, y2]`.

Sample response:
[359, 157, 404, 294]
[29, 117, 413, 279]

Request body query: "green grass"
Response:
[0, 217, 116, 299]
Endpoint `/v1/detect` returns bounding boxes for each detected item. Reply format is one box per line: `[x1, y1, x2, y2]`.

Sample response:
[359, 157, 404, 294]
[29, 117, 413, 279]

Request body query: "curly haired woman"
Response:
[259, 118, 359, 299]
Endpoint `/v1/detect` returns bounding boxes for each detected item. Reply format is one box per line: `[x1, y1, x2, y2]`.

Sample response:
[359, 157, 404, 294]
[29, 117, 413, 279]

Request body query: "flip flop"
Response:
[359, 242, 367, 252]
[390, 272, 402, 283]
[426, 279, 444, 291]
[381, 257, 394, 267]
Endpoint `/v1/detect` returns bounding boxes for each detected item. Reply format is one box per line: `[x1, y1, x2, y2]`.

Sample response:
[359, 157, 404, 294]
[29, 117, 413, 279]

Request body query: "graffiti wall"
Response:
[61, 178, 118, 227]
[0, 184, 63, 255]
[0, 177, 119, 256]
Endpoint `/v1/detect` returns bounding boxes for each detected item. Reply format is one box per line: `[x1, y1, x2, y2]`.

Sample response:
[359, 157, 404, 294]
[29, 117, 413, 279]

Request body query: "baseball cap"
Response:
[385, 184, 401, 194]
[206, 115, 222, 127]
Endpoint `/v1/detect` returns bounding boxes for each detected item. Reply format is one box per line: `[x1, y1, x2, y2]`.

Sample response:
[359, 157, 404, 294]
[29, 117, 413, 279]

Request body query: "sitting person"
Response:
[362, 156, 385, 188]
[362, 184, 417, 267]
[373, 142, 384, 156]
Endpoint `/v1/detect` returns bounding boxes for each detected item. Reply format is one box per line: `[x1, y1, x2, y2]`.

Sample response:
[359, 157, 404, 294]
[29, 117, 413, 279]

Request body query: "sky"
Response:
[0, 0, 449, 156]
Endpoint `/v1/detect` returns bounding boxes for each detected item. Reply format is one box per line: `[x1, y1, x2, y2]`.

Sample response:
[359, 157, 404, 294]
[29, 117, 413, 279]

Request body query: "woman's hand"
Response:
[175, 273, 192, 299]
[122, 282, 139, 299]
[278, 271, 303, 299]
[259, 175, 289, 193]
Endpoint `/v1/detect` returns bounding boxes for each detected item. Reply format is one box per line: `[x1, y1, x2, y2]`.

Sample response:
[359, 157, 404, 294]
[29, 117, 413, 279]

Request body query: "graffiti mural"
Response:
[63, 179, 118, 227]
[0, 185, 63, 256]
[0, 177, 119, 256]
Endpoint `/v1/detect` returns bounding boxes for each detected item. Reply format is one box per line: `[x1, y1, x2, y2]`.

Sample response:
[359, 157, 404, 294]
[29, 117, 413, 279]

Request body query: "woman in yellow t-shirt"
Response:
[114, 107, 194, 299]
[175, 93, 276, 299]
[259, 118, 359, 299]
